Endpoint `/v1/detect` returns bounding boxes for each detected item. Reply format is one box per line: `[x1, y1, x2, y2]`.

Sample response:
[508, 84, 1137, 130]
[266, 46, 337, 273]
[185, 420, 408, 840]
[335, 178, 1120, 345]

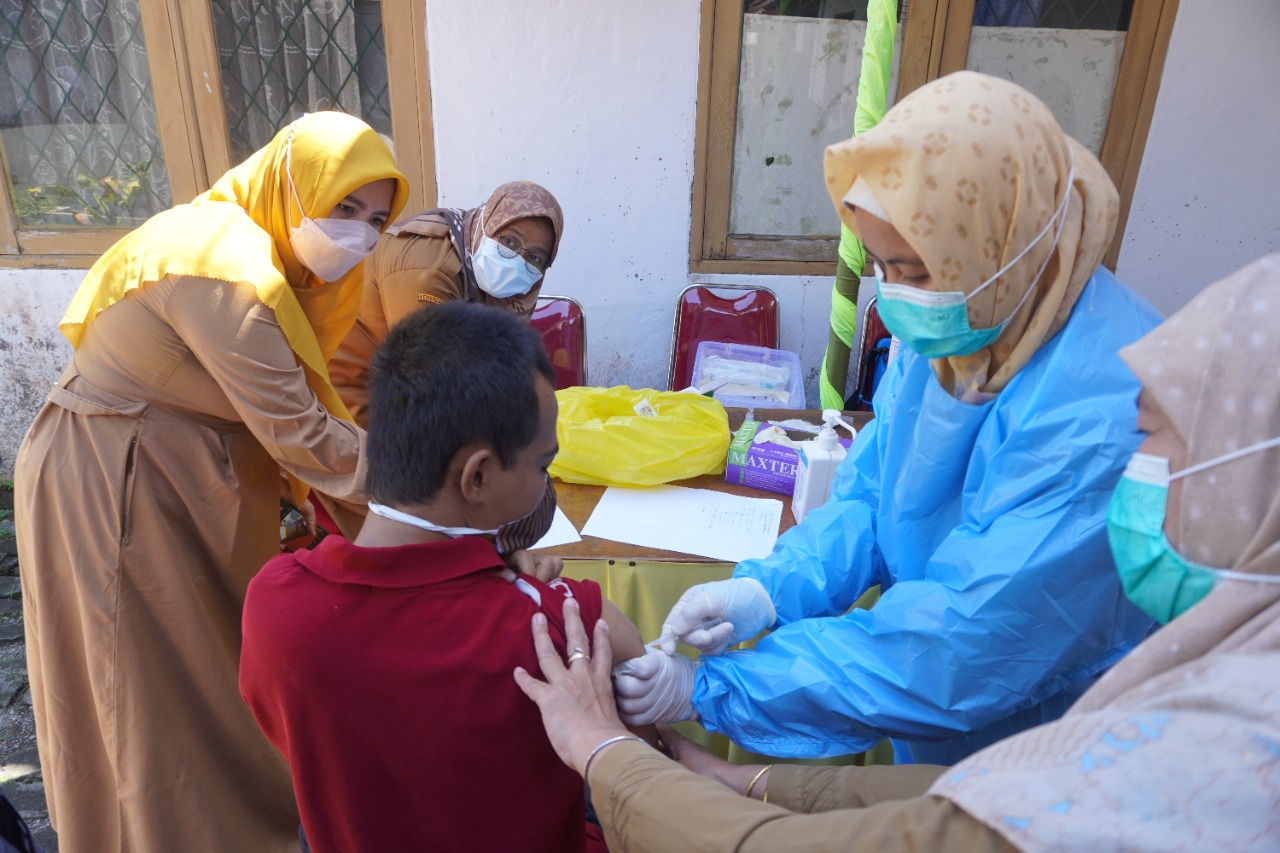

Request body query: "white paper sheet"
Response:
[581, 485, 782, 563]
[530, 506, 583, 550]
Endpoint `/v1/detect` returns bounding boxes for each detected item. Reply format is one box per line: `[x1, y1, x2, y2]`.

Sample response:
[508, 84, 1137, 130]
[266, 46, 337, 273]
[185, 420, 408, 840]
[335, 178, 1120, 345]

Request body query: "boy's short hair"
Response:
[366, 301, 555, 505]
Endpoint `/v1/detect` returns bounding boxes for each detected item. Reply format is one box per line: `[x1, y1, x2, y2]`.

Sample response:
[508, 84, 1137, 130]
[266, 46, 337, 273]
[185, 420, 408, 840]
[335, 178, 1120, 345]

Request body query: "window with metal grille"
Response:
[0, 0, 432, 265]
[0, 0, 171, 229]
[212, 0, 392, 163]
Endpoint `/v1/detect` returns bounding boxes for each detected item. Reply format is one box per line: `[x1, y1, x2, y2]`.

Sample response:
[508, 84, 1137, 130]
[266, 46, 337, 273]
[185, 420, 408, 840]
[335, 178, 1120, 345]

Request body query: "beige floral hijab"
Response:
[932, 256, 1280, 850]
[824, 71, 1118, 400]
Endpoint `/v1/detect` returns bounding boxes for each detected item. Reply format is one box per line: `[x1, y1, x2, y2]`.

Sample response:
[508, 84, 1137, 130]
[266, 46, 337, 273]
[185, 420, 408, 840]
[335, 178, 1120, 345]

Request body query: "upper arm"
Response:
[163, 277, 366, 497]
[378, 267, 462, 329]
[598, 596, 659, 746]
[600, 596, 645, 665]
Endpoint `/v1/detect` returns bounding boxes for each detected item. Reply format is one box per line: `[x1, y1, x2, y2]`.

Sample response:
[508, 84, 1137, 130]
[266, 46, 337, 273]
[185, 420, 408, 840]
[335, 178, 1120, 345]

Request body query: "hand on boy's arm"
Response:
[600, 598, 660, 748]
[504, 549, 564, 584]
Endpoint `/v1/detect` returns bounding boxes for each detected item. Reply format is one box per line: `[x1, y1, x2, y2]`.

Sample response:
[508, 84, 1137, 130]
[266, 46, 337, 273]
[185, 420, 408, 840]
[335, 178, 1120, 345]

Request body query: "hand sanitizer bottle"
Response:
[791, 411, 854, 522]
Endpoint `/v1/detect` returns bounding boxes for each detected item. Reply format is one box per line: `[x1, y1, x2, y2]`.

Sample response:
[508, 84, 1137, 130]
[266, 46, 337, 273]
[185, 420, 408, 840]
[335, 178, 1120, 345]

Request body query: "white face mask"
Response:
[284, 131, 380, 282]
[470, 206, 544, 299]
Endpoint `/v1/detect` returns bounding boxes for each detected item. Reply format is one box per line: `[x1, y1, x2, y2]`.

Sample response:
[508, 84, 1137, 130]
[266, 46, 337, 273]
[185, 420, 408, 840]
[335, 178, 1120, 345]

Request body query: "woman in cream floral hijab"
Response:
[513, 255, 1280, 853]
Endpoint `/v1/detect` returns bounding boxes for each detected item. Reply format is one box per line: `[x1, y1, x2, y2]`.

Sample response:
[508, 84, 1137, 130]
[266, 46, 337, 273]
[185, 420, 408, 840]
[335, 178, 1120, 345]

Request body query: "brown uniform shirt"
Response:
[15, 276, 365, 852]
[328, 220, 542, 427]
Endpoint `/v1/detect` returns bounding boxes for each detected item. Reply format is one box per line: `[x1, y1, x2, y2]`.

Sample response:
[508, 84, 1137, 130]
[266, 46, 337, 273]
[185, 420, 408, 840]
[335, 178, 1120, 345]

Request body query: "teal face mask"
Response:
[1106, 453, 1217, 624]
[874, 150, 1075, 359]
[1107, 446, 1280, 624]
[875, 270, 1004, 358]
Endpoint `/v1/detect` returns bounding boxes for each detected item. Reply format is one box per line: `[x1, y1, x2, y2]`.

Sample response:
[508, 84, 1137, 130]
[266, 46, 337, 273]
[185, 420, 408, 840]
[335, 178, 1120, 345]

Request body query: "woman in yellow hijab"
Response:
[15, 112, 407, 852]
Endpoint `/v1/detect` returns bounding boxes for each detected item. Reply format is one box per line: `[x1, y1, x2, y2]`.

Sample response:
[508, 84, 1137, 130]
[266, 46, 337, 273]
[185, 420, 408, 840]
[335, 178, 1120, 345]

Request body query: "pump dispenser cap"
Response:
[822, 409, 858, 438]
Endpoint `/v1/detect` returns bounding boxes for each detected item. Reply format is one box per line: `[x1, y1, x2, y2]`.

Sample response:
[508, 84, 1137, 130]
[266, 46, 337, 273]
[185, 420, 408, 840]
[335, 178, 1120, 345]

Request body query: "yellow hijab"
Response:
[824, 71, 1118, 400]
[60, 111, 409, 424]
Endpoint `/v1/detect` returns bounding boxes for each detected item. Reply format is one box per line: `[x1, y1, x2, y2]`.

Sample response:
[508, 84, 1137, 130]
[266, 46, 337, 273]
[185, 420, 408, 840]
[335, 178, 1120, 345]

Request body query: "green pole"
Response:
[818, 0, 898, 409]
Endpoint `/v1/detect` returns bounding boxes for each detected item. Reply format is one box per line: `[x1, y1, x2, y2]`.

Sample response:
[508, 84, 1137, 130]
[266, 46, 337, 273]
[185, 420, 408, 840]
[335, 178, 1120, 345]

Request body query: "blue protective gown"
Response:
[695, 269, 1161, 765]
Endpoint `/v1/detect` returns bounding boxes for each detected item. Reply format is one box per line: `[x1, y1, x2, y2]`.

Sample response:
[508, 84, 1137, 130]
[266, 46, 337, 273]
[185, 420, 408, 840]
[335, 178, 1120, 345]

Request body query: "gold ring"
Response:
[566, 648, 591, 665]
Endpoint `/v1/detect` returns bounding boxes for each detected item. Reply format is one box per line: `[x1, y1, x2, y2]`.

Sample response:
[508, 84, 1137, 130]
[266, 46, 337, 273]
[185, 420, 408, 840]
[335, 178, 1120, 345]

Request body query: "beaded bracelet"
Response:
[583, 734, 646, 781]
[742, 764, 774, 799]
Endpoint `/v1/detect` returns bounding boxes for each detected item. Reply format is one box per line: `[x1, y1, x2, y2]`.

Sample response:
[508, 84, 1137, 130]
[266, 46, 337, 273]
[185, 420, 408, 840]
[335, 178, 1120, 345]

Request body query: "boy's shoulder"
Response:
[508, 572, 605, 642]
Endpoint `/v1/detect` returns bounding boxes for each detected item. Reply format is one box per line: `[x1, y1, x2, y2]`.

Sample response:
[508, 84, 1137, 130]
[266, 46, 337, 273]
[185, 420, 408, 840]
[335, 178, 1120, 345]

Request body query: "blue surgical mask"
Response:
[1107, 445, 1280, 624]
[472, 233, 543, 299]
[874, 151, 1075, 359]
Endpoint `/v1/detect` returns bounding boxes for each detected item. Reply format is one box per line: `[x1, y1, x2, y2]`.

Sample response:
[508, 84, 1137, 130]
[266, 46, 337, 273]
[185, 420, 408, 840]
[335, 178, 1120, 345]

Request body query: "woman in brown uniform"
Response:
[328, 180, 564, 426]
[515, 255, 1280, 851]
[15, 112, 407, 852]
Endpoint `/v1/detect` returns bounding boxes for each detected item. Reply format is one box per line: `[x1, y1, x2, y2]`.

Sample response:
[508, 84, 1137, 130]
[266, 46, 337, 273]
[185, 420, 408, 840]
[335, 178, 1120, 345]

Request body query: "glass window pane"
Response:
[730, 2, 903, 239]
[0, 0, 171, 229]
[212, 0, 393, 164]
[966, 1, 1132, 155]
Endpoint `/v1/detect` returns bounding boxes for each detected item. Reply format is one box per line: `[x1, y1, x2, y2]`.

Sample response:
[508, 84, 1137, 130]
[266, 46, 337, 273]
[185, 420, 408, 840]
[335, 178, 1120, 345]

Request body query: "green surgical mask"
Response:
[874, 148, 1074, 359]
[1107, 446, 1280, 624]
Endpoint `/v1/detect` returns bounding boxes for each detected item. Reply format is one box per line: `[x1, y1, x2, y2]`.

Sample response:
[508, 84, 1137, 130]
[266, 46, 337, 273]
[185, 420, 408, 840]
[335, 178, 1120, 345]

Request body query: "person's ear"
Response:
[458, 446, 496, 507]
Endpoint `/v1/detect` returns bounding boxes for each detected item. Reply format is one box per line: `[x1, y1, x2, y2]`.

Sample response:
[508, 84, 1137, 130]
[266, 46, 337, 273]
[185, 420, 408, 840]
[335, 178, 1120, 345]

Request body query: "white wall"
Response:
[1114, 0, 1280, 313]
[3, 0, 1278, 474]
[0, 271, 79, 475]
[425, 0, 705, 392]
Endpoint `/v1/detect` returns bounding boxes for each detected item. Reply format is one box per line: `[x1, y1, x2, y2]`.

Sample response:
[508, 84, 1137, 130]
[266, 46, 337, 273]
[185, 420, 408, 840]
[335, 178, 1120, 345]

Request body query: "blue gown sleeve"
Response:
[732, 358, 897, 624]
[696, 395, 1150, 759]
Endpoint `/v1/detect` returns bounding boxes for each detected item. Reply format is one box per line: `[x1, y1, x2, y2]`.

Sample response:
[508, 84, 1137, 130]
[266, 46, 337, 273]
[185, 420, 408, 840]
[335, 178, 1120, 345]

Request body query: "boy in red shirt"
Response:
[240, 302, 648, 852]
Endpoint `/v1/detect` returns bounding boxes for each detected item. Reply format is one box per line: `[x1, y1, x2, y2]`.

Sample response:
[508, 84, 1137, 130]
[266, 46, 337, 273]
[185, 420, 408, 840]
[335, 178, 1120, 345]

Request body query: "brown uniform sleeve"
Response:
[767, 762, 947, 812]
[162, 277, 368, 505]
[590, 742, 1018, 853]
[329, 231, 464, 428]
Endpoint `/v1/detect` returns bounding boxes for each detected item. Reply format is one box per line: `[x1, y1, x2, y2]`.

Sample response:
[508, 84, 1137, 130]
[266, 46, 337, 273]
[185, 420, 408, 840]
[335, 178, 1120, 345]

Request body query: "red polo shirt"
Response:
[240, 534, 604, 853]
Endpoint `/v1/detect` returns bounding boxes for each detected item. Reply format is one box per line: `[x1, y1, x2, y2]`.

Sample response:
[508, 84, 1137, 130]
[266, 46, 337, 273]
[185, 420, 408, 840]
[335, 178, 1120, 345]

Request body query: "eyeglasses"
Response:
[495, 233, 550, 275]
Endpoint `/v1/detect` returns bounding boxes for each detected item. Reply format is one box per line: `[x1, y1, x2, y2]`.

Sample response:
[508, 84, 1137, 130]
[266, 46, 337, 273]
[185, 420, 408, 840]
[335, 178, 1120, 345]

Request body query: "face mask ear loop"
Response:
[1169, 435, 1280, 482]
[968, 145, 1077, 328]
[284, 130, 307, 227]
[1214, 569, 1280, 584]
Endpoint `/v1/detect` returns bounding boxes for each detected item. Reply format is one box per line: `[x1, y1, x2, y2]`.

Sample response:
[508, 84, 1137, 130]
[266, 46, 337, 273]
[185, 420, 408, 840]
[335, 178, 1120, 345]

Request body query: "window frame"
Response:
[0, 0, 435, 269]
[690, 0, 1180, 274]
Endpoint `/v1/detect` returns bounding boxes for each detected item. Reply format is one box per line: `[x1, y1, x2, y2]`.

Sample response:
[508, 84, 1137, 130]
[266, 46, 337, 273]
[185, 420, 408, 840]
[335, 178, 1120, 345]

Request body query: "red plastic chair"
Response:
[667, 284, 780, 391]
[529, 295, 587, 389]
[852, 296, 892, 411]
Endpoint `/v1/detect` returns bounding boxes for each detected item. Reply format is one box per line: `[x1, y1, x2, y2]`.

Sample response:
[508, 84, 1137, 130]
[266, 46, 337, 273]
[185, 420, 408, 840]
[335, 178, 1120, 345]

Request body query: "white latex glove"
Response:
[658, 577, 777, 655]
[613, 648, 697, 726]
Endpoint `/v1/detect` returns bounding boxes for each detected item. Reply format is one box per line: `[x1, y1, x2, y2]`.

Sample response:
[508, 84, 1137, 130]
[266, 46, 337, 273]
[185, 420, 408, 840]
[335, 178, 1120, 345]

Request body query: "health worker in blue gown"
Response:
[614, 72, 1162, 765]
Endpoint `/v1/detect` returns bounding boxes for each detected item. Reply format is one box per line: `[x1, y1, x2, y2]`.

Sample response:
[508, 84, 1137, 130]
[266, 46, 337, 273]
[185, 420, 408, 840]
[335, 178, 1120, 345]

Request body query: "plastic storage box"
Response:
[692, 341, 805, 410]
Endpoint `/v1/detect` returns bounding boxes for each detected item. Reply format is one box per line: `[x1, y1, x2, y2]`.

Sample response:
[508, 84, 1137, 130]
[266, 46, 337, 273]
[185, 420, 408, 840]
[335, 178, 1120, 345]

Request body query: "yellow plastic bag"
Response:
[549, 386, 731, 487]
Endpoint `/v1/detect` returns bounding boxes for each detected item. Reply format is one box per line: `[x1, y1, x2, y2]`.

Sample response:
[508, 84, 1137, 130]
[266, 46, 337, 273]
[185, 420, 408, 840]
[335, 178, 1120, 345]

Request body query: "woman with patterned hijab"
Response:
[513, 255, 1280, 852]
[616, 72, 1162, 767]
[328, 180, 565, 427]
[15, 112, 407, 852]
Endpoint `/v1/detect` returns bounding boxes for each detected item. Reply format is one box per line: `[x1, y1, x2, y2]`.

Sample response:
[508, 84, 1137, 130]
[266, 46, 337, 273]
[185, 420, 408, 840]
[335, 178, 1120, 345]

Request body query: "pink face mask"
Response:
[284, 130, 378, 282]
